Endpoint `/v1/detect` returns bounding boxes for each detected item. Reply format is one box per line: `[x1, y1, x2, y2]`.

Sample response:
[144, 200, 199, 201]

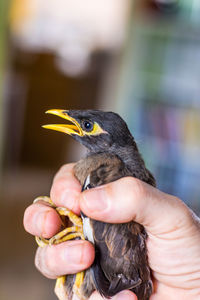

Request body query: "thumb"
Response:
[80, 177, 190, 235]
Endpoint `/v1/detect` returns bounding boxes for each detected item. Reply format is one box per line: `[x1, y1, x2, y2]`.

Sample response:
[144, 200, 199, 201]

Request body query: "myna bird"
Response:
[34, 109, 156, 300]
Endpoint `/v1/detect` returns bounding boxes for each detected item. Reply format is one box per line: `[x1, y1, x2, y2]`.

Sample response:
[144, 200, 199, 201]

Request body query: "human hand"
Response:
[23, 163, 137, 300]
[23, 164, 95, 280]
[24, 163, 200, 300]
[80, 175, 200, 300]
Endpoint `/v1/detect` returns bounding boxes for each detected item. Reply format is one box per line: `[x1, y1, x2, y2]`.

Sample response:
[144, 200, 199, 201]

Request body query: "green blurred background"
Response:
[1, 0, 200, 299]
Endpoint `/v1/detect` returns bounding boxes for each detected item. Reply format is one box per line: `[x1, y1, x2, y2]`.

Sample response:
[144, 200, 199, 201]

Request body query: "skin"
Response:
[24, 163, 200, 300]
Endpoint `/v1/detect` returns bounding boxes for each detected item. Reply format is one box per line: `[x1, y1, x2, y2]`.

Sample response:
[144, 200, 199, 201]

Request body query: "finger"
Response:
[50, 163, 81, 214]
[35, 240, 95, 279]
[80, 177, 190, 235]
[24, 203, 62, 238]
[89, 290, 138, 300]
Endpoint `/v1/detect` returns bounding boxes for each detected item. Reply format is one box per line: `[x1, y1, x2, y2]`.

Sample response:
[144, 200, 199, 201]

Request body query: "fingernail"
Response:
[81, 187, 108, 213]
[62, 241, 87, 265]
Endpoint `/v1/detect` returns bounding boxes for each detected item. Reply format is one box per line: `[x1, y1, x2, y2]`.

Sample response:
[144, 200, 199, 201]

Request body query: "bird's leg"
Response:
[49, 226, 84, 245]
[35, 236, 50, 247]
[33, 196, 56, 247]
[73, 271, 85, 298]
[51, 209, 85, 300]
[53, 207, 85, 298]
[56, 207, 83, 227]
[55, 276, 68, 300]
[33, 197, 85, 245]
[33, 196, 85, 300]
[48, 207, 84, 244]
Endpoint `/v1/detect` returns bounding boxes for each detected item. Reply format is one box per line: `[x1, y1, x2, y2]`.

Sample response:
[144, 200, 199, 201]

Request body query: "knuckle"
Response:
[171, 195, 187, 214]
[34, 251, 39, 270]
[52, 164, 68, 185]
[35, 247, 44, 273]
[126, 177, 147, 202]
[50, 176, 66, 200]
[35, 246, 57, 279]
[58, 164, 70, 174]
[23, 205, 37, 233]
[175, 197, 193, 222]
[54, 163, 74, 182]
[23, 206, 31, 228]
[166, 195, 194, 228]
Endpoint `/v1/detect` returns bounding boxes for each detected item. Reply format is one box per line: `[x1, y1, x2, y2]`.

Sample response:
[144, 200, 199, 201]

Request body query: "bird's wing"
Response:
[90, 219, 145, 298]
[81, 160, 146, 298]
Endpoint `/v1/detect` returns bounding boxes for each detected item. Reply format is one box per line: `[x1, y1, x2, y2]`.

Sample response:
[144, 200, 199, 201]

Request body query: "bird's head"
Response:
[43, 109, 135, 153]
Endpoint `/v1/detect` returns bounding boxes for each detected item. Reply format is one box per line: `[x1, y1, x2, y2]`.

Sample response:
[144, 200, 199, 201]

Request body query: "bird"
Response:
[34, 109, 156, 300]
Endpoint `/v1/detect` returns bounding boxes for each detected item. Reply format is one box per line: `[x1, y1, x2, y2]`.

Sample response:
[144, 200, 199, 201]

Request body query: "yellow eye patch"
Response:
[83, 122, 107, 136]
[43, 109, 108, 137]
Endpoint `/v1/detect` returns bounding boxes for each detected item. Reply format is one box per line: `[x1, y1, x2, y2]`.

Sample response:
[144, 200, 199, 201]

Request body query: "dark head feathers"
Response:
[67, 110, 135, 151]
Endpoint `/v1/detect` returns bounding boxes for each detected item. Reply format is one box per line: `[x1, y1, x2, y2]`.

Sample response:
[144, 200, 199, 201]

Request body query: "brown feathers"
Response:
[73, 153, 153, 300]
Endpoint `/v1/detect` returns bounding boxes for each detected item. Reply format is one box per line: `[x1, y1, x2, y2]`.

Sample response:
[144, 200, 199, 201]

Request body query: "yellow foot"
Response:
[33, 196, 85, 300]
[56, 207, 83, 227]
[35, 236, 49, 248]
[33, 196, 55, 208]
[73, 271, 84, 298]
[49, 226, 84, 245]
[55, 276, 68, 300]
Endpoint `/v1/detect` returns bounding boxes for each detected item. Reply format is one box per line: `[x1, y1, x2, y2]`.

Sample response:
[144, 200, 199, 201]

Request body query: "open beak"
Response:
[43, 109, 83, 136]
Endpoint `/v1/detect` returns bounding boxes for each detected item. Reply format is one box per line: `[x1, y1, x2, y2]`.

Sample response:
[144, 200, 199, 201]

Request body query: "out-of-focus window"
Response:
[116, 0, 200, 214]
[9, 0, 130, 76]
[3, 0, 131, 170]
[1, 2, 131, 300]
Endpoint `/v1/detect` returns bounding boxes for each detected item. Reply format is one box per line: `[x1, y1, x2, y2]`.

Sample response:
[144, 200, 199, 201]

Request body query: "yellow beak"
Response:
[43, 109, 83, 136]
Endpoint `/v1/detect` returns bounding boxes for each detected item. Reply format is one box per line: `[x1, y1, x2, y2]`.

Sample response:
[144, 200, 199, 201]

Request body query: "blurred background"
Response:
[1, 0, 200, 299]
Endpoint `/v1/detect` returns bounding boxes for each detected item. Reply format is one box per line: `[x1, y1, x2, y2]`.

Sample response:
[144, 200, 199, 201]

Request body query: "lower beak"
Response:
[43, 109, 83, 136]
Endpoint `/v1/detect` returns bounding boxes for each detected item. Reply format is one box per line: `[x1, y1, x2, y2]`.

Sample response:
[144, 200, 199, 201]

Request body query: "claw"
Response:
[35, 236, 49, 247]
[33, 196, 55, 207]
[33, 196, 85, 300]
[56, 207, 83, 227]
[56, 232, 85, 243]
[49, 226, 82, 245]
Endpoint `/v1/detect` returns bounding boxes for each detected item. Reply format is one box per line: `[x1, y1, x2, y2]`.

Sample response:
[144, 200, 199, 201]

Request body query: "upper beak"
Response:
[43, 109, 83, 136]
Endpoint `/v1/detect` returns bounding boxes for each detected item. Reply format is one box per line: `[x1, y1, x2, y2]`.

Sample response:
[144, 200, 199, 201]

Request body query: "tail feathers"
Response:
[131, 280, 153, 300]
[91, 250, 142, 298]
[91, 254, 111, 298]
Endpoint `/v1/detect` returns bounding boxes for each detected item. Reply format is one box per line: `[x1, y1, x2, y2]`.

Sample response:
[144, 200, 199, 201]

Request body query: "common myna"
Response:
[34, 109, 156, 300]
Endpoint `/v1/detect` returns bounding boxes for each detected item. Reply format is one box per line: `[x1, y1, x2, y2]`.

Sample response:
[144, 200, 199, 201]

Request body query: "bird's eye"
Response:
[82, 120, 94, 132]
